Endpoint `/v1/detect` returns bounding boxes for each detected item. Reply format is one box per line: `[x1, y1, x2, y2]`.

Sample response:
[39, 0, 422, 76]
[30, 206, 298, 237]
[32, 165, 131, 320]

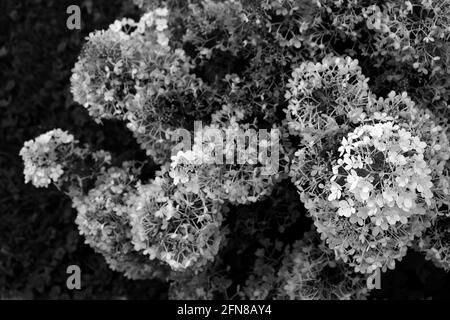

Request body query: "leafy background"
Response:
[0, 0, 449, 299]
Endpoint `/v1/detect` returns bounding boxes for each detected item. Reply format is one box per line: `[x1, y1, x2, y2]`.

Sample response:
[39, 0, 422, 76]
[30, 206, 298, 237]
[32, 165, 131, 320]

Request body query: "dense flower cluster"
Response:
[71, 7, 215, 163]
[168, 258, 233, 300]
[285, 56, 369, 141]
[128, 169, 224, 271]
[21, 0, 450, 300]
[73, 163, 168, 279]
[169, 183, 304, 300]
[288, 56, 450, 274]
[20, 129, 76, 188]
[326, 122, 438, 273]
[169, 120, 286, 205]
[183, 0, 247, 55]
[20, 129, 111, 196]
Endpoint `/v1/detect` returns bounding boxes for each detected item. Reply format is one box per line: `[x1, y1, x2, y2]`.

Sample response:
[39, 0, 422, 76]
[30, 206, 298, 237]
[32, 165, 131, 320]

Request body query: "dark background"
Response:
[0, 0, 450, 299]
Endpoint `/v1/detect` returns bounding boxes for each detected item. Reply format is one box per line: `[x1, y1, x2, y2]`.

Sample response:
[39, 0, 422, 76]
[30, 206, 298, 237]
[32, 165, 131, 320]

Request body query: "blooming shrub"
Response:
[20, 0, 450, 299]
[169, 119, 287, 205]
[20, 129, 112, 198]
[285, 56, 370, 141]
[71, 7, 216, 163]
[326, 120, 441, 273]
[237, 230, 370, 300]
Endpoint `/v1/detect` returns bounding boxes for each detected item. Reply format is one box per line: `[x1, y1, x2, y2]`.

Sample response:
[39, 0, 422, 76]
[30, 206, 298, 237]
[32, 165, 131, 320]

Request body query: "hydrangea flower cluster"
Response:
[20, 129, 75, 188]
[128, 169, 224, 271]
[287, 56, 450, 274]
[72, 163, 168, 280]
